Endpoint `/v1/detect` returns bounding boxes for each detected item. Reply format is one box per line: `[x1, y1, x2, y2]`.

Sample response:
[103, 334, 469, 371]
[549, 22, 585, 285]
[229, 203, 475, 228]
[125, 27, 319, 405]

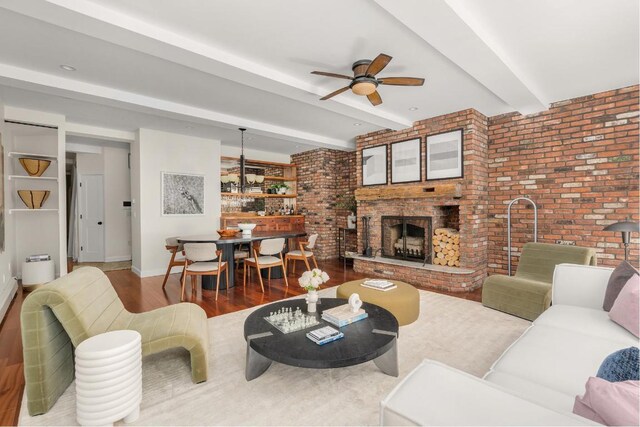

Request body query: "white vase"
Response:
[306, 290, 319, 313]
[347, 213, 356, 229]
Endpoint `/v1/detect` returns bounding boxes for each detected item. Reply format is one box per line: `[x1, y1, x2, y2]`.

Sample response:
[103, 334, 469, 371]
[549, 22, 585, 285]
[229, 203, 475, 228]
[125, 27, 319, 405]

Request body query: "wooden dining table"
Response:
[178, 230, 307, 290]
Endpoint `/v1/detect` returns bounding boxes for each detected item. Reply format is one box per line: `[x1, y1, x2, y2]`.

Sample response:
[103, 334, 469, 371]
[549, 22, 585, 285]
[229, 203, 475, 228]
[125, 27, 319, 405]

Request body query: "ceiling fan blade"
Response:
[367, 91, 382, 106]
[378, 77, 425, 86]
[311, 71, 353, 80]
[366, 54, 392, 76]
[320, 86, 350, 100]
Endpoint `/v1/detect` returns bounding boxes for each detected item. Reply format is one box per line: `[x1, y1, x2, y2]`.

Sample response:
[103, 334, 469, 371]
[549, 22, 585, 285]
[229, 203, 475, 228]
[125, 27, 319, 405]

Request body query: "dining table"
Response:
[177, 229, 307, 290]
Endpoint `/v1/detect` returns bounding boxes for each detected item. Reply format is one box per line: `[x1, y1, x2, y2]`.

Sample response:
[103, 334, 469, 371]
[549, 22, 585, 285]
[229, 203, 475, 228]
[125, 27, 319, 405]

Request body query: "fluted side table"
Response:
[75, 330, 142, 426]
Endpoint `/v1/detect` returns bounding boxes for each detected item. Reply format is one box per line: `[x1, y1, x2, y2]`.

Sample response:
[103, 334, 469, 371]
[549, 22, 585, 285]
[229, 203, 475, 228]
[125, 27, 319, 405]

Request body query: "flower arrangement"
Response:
[299, 268, 330, 292]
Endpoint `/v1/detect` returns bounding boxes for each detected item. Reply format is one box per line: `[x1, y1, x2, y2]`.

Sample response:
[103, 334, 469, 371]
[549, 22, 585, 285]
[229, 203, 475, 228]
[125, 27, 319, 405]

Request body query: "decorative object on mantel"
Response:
[362, 145, 387, 186]
[19, 157, 51, 177]
[603, 220, 639, 261]
[299, 268, 330, 313]
[391, 138, 421, 184]
[311, 53, 425, 106]
[426, 129, 463, 180]
[161, 172, 204, 216]
[17, 190, 50, 209]
[355, 183, 462, 201]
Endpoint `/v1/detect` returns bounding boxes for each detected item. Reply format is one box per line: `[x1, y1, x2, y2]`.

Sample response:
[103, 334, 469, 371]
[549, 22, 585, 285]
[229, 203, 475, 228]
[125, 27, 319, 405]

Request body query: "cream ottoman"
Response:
[336, 279, 420, 326]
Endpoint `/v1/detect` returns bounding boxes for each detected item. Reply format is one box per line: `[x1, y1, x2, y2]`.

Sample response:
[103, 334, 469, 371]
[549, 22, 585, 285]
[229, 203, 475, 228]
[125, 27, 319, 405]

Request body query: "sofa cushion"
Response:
[609, 274, 640, 337]
[603, 261, 639, 311]
[597, 347, 639, 382]
[490, 325, 633, 397]
[534, 305, 637, 345]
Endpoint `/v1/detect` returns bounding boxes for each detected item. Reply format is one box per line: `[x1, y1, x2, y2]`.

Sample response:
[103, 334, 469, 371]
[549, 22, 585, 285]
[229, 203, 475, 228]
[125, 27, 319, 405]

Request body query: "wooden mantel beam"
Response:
[354, 183, 462, 201]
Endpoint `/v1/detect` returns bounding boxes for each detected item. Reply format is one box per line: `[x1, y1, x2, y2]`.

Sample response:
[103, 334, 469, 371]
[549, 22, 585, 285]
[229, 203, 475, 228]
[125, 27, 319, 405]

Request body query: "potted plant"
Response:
[270, 183, 290, 195]
[336, 194, 357, 229]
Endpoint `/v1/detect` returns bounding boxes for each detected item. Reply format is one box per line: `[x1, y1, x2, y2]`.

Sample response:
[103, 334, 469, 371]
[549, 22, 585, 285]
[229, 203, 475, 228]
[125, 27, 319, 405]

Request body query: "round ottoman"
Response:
[75, 330, 142, 426]
[337, 280, 420, 326]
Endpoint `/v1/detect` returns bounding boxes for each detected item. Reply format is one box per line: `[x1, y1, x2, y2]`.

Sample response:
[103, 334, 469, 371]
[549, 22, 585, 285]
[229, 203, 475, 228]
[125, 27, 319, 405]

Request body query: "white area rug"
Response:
[19, 289, 530, 426]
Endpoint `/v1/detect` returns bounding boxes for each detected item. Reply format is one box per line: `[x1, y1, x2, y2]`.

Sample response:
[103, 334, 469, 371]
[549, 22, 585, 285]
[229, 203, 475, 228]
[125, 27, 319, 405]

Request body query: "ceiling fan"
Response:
[311, 53, 424, 106]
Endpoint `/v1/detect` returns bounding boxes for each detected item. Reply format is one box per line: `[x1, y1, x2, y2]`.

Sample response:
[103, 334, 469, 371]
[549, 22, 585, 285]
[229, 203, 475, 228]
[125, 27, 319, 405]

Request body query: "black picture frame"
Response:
[390, 137, 422, 184]
[425, 128, 464, 181]
[361, 144, 388, 186]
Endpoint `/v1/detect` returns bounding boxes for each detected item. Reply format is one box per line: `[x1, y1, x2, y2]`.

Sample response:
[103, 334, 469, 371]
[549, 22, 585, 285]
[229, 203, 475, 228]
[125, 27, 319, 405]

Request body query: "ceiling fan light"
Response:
[352, 81, 377, 96]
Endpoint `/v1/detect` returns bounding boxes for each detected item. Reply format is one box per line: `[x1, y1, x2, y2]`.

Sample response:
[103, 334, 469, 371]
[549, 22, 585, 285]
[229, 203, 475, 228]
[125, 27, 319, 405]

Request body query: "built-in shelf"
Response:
[9, 208, 59, 214]
[8, 175, 58, 181]
[221, 192, 297, 198]
[8, 152, 58, 160]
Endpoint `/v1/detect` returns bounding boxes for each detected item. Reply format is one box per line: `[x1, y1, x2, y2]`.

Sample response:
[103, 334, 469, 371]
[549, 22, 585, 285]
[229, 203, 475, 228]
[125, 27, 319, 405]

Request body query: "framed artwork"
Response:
[361, 145, 387, 186]
[161, 172, 205, 216]
[391, 138, 421, 184]
[426, 129, 464, 180]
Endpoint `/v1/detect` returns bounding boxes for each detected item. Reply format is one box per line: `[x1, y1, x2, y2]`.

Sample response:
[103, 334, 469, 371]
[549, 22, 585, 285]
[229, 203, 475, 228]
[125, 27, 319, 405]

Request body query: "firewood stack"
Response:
[433, 228, 460, 267]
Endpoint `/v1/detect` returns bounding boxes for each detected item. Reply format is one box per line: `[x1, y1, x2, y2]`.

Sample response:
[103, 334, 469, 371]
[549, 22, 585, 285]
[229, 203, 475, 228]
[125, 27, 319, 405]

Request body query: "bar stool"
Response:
[244, 238, 288, 292]
[285, 234, 319, 275]
[181, 243, 228, 301]
[162, 237, 185, 289]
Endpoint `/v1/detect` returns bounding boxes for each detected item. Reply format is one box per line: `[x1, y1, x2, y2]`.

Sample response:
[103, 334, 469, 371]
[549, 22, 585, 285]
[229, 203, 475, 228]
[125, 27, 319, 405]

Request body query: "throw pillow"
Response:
[573, 377, 639, 426]
[603, 261, 639, 311]
[597, 347, 640, 382]
[609, 274, 640, 337]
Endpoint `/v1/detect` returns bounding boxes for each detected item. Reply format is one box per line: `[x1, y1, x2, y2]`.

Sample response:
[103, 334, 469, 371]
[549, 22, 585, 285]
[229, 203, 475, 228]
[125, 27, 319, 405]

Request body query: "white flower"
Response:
[310, 276, 322, 288]
[299, 271, 313, 288]
[312, 268, 322, 276]
[320, 271, 330, 282]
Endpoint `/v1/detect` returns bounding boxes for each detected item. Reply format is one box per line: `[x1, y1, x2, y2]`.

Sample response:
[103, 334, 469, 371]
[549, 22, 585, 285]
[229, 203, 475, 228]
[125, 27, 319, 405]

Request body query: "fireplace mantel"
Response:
[354, 183, 462, 201]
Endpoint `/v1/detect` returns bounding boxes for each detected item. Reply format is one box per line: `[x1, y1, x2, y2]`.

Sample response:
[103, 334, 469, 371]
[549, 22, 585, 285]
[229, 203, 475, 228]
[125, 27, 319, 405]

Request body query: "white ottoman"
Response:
[21, 260, 55, 291]
[75, 330, 142, 426]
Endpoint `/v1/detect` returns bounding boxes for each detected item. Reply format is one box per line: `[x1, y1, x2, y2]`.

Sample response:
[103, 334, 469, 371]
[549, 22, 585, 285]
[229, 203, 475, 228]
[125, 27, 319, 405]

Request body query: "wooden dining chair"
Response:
[285, 233, 319, 275]
[181, 243, 228, 301]
[162, 237, 186, 289]
[244, 238, 288, 292]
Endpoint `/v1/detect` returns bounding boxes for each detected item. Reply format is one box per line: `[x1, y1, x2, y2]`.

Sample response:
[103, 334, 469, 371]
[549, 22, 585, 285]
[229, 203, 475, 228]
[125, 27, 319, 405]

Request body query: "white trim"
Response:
[66, 122, 135, 143]
[0, 278, 18, 324]
[105, 256, 132, 263]
[134, 266, 183, 278]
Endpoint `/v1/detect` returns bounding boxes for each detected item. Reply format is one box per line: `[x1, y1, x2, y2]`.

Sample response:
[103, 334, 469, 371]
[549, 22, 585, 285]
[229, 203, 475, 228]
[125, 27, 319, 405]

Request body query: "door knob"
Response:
[98, 221, 103, 225]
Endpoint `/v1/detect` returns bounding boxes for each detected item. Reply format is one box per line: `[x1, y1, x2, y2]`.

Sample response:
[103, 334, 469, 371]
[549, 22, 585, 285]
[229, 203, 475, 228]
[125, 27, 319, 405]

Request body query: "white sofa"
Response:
[381, 264, 639, 426]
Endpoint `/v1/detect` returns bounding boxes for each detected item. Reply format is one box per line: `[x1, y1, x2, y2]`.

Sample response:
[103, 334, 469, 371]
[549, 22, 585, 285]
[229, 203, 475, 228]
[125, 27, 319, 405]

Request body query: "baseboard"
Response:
[132, 266, 142, 277]
[0, 277, 18, 325]
[105, 256, 132, 263]
[135, 266, 182, 278]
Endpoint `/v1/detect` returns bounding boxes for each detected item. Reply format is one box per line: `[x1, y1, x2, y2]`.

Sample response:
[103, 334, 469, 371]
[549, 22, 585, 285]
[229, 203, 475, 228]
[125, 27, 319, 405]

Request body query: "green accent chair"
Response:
[21, 267, 209, 416]
[482, 242, 597, 321]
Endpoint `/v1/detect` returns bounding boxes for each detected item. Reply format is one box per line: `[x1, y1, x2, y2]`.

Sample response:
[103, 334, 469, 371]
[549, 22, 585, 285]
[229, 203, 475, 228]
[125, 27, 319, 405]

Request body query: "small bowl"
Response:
[19, 158, 51, 177]
[217, 229, 239, 237]
[18, 190, 50, 209]
[238, 223, 257, 234]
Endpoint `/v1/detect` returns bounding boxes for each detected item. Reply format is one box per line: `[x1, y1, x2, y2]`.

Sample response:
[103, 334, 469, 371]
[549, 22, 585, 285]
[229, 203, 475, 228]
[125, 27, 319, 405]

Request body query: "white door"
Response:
[79, 174, 105, 262]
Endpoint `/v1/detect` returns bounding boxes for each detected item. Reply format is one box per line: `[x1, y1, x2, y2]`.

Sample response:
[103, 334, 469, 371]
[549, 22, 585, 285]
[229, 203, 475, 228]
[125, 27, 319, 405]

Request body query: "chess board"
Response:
[264, 306, 320, 334]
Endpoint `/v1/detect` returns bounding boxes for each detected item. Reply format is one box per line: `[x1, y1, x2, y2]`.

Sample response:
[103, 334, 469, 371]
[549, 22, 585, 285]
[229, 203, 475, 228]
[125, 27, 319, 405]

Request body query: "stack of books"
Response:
[321, 304, 368, 327]
[306, 326, 344, 345]
[360, 279, 397, 291]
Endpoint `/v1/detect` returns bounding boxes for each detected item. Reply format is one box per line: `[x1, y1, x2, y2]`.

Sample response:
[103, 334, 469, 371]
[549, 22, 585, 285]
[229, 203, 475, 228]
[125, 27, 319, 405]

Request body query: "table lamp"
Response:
[603, 220, 639, 260]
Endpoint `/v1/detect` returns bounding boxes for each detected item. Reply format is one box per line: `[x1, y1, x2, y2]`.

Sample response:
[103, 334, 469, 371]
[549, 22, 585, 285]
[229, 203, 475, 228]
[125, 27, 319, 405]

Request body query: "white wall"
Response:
[220, 145, 291, 163]
[131, 129, 220, 277]
[0, 102, 17, 323]
[75, 143, 131, 262]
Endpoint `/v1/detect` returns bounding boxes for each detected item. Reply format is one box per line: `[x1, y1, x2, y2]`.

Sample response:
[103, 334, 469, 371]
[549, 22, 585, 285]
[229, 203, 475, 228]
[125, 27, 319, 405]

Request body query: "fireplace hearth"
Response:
[381, 216, 432, 263]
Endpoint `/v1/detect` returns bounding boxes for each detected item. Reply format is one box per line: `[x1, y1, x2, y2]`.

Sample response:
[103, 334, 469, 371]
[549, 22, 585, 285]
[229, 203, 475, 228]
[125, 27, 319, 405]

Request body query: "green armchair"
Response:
[21, 267, 209, 416]
[482, 242, 597, 321]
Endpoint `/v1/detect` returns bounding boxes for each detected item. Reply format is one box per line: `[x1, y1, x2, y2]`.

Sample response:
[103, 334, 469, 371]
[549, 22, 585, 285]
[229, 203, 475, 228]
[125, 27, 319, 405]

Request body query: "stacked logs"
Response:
[433, 228, 460, 267]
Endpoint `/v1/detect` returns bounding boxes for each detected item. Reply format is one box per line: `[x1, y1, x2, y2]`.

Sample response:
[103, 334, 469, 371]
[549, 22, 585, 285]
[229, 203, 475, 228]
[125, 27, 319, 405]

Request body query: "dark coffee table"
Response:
[243, 297, 399, 381]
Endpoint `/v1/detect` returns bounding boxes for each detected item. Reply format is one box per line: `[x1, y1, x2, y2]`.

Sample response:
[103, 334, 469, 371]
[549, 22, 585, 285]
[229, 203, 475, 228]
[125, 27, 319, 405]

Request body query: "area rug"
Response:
[19, 288, 531, 426]
[73, 261, 132, 272]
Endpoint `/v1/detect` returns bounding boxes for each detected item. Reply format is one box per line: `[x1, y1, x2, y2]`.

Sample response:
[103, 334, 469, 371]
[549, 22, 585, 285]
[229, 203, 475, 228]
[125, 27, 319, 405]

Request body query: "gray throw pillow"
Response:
[603, 261, 639, 311]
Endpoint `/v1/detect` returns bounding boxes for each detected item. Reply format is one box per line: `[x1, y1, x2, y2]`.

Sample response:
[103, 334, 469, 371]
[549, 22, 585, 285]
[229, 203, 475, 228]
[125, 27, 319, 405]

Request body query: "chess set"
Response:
[264, 306, 320, 334]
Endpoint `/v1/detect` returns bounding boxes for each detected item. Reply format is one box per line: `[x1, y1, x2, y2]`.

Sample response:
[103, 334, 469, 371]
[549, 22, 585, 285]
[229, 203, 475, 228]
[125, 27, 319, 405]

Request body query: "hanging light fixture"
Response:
[239, 127, 247, 193]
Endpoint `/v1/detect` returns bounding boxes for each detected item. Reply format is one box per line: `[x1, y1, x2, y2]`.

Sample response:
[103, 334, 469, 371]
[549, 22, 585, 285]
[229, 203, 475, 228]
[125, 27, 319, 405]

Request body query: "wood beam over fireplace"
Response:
[354, 183, 462, 201]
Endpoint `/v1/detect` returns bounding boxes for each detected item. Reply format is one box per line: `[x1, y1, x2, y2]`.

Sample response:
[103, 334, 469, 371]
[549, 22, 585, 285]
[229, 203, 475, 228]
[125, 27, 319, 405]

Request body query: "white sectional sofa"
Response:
[381, 264, 639, 426]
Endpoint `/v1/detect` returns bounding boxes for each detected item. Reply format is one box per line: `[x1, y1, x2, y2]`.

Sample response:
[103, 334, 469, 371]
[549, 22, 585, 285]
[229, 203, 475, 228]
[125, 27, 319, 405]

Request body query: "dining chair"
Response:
[285, 233, 319, 275]
[181, 243, 228, 301]
[234, 243, 250, 270]
[244, 238, 288, 292]
[162, 237, 185, 289]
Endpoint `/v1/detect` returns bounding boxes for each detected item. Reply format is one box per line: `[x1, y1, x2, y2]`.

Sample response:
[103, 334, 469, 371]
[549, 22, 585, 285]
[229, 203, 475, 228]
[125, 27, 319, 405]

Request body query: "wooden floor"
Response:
[0, 259, 481, 426]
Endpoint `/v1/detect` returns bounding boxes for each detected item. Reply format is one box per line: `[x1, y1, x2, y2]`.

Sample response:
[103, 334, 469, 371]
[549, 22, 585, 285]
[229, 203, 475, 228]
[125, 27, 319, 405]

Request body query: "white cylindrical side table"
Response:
[75, 330, 142, 426]
[21, 260, 55, 291]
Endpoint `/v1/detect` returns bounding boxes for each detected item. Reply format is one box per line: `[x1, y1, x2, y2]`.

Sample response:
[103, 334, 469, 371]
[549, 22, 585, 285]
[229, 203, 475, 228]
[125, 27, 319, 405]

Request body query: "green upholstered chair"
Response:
[21, 267, 209, 416]
[482, 242, 597, 321]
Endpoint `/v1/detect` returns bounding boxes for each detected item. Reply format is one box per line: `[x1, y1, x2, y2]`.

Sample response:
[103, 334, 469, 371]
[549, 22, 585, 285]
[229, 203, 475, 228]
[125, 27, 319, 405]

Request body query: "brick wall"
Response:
[488, 85, 639, 274]
[291, 149, 356, 260]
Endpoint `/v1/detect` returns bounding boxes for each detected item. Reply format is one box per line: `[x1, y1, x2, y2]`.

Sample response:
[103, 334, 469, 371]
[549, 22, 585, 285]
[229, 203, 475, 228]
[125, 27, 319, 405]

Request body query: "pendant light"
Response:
[239, 127, 246, 193]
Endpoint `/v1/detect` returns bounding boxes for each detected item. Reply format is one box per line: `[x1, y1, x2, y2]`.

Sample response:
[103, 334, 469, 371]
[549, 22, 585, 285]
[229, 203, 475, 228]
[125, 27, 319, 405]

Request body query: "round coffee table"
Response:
[243, 298, 399, 381]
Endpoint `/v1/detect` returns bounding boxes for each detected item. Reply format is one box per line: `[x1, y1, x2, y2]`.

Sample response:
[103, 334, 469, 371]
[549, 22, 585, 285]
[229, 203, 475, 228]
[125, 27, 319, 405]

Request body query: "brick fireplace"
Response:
[353, 109, 489, 292]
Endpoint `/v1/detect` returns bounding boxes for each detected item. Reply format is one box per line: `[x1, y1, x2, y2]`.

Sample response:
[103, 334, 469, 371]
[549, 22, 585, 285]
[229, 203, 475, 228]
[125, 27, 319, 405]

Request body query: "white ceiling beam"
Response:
[0, 63, 353, 150]
[373, 0, 548, 115]
[65, 123, 136, 143]
[0, 0, 412, 130]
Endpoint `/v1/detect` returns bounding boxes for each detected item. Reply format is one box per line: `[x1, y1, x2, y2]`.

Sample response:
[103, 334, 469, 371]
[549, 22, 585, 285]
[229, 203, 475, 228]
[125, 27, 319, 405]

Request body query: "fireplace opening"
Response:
[381, 216, 432, 263]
